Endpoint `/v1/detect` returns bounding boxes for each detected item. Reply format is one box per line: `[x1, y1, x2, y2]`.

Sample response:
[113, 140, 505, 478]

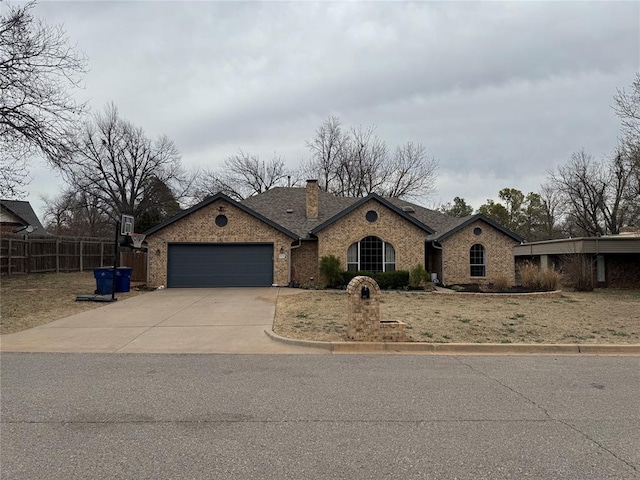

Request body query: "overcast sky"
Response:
[17, 0, 640, 219]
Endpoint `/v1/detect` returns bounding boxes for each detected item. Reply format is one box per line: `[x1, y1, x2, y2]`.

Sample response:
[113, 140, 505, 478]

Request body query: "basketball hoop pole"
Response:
[112, 220, 120, 301]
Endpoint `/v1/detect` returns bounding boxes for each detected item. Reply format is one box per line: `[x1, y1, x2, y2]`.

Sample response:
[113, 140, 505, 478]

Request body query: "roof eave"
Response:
[310, 193, 435, 235]
[144, 192, 299, 239]
[436, 214, 524, 243]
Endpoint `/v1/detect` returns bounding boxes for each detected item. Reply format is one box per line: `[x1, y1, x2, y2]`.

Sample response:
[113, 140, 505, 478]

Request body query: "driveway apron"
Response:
[0, 288, 328, 354]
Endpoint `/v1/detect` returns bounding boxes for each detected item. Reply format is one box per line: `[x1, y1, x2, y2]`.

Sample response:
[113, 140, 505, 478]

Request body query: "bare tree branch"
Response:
[55, 103, 187, 222]
[304, 117, 438, 199]
[0, 0, 88, 194]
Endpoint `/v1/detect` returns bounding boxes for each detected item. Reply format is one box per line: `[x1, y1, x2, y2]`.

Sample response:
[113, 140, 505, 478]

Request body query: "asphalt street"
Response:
[1, 353, 638, 479]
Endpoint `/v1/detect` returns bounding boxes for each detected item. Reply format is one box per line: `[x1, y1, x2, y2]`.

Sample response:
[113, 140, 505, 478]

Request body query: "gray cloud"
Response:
[25, 1, 639, 216]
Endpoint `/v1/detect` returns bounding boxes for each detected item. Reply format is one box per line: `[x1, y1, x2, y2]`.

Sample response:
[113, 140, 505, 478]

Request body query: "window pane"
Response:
[470, 265, 485, 277]
[347, 243, 358, 263]
[385, 243, 395, 263]
[360, 236, 383, 272]
[470, 244, 485, 277]
[347, 263, 359, 272]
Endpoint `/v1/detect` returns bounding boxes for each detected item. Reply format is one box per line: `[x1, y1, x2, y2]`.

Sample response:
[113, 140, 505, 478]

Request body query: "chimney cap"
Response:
[306, 179, 318, 183]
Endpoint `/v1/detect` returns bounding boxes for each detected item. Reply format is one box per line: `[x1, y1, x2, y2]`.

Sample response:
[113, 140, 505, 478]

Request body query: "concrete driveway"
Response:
[0, 288, 328, 354]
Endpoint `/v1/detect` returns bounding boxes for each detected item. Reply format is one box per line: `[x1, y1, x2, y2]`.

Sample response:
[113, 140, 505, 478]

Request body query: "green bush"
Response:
[319, 255, 343, 288]
[337, 270, 410, 290]
[409, 264, 429, 288]
[375, 270, 410, 289]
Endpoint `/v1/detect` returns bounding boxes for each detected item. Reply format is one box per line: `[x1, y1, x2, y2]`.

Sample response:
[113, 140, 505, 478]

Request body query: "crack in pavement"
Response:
[453, 356, 638, 473]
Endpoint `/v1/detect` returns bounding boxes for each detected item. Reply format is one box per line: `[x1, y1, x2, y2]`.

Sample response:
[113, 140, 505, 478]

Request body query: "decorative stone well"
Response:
[346, 276, 405, 342]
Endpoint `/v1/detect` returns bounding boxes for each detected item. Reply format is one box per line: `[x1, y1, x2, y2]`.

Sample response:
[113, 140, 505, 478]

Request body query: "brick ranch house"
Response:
[144, 180, 523, 288]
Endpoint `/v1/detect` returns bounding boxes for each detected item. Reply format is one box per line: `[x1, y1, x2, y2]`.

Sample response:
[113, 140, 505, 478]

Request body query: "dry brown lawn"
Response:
[274, 289, 640, 344]
[1, 272, 148, 335]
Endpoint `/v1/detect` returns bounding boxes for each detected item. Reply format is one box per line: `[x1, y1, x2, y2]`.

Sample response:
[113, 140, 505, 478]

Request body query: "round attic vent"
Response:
[366, 210, 378, 223]
[215, 215, 228, 227]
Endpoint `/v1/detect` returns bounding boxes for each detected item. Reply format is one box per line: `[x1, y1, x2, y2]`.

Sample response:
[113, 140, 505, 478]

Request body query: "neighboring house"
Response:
[0, 200, 46, 235]
[514, 228, 640, 288]
[144, 180, 523, 288]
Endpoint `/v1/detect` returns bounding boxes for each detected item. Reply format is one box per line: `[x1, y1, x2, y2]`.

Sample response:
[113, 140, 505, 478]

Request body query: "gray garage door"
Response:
[167, 243, 274, 287]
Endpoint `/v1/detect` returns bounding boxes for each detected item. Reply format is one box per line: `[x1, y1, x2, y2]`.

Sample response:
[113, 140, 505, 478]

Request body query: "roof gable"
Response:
[241, 187, 355, 238]
[310, 193, 435, 235]
[144, 192, 298, 239]
[435, 213, 524, 243]
[0, 200, 46, 232]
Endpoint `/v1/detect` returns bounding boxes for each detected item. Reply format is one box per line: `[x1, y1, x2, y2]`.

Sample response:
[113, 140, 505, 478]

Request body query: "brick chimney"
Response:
[306, 179, 319, 219]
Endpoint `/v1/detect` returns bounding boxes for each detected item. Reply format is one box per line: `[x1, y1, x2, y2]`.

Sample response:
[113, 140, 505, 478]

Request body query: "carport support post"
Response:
[111, 221, 120, 301]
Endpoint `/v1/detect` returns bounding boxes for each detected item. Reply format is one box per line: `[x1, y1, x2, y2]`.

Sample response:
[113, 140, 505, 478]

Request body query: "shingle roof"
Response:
[241, 187, 468, 240]
[144, 192, 298, 238]
[0, 200, 46, 232]
[309, 193, 435, 235]
[385, 198, 468, 241]
[145, 186, 520, 242]
[242, 187, 355, 238]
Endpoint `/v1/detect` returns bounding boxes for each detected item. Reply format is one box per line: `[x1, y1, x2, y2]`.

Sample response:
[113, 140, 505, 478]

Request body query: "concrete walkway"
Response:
[0, 288, 329, 354]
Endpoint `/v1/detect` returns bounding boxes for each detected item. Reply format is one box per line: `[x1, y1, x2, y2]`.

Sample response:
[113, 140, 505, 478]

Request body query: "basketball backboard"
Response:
[121, 215, 134, 236]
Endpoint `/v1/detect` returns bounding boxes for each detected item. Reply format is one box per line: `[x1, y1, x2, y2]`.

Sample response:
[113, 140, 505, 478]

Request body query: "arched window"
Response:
[347, 236, 396, 272]
[470, 244, 486, 277]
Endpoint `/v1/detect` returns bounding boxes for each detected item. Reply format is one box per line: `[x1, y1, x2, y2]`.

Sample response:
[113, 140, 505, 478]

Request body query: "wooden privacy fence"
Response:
[1, 235, 147, 282]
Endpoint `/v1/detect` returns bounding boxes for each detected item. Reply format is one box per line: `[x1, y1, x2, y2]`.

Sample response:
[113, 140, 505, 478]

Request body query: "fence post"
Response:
[79, 240, 84, 272]
[56, 239, 60, 273]
[26, 237, 31, 274]
[8, 238, 12, 275]
[100, 241, 104, 267]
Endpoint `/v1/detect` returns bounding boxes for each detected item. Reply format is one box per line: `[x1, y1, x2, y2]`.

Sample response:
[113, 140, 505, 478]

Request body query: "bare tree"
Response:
[382, 142, 439, 198]
[0, 143, 29, 197]
[538, 181, 564, 239]
[337, 125, 388, 196]
[613, 74, 640, 201]
[613, 73, 640, 142]
[42, 188, 111, 237]
[56, 103, 189, 221]
[0, 1, 87, 197]
[194, 150, 293, 201]
[303, 116, 347, 192]
[304, 117, 438, 199]
[548, 149, 637, 236]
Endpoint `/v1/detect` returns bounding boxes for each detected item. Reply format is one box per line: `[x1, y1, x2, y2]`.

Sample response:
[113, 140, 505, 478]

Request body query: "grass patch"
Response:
[1, 272, 147, 335]
[273, 289, 640, 344]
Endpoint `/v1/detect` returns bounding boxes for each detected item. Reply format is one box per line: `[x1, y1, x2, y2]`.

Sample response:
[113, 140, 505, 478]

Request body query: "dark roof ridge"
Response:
[0, 199, 46, 232]
[435, 213, 524, 243]
[310, 193, 435, 235]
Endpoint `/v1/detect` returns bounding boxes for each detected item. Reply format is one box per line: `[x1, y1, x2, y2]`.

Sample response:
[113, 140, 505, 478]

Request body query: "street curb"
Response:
[264, 329, 640, 355]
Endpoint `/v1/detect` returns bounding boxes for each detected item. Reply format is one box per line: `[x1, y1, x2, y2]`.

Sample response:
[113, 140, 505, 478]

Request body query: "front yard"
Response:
[0, 272, 146, 335]
[274, 289, 640, 344]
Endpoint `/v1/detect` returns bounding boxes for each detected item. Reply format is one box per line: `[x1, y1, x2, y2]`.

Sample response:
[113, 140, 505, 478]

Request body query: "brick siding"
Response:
[291, 240, 319, 286]
[316, 199, 427, 272]
[146, 199, 292, 287]
[440, 220, 519, 286]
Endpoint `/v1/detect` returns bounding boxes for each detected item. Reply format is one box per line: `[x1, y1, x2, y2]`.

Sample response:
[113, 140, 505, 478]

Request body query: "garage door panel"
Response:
[168, 244, 273, 287]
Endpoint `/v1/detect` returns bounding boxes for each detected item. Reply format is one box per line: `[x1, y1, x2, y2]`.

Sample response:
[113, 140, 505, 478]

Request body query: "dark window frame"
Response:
[470, 243, 486, 277]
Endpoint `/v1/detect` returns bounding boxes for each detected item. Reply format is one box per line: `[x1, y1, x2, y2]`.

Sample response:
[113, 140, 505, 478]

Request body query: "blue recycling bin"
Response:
[115, 267, 132, 293]
[93, 267, 114, 295]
